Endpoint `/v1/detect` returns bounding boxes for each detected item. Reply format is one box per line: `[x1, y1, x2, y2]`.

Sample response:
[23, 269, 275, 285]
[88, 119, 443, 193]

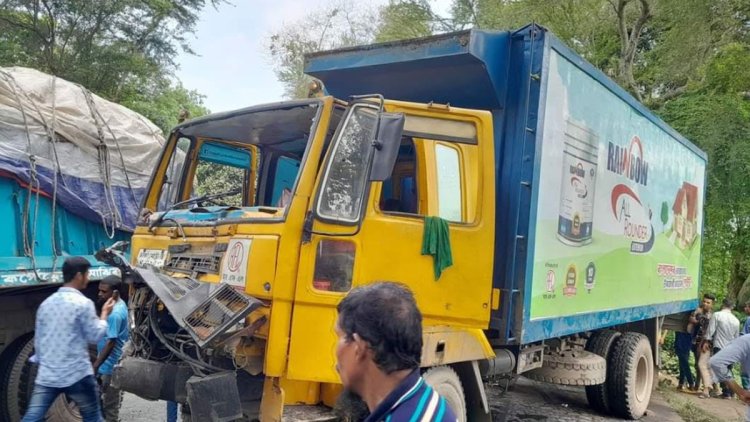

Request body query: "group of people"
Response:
[672, 292, 750, 403]
[21, 257, 129, 421]
[20, 256, 458, 422]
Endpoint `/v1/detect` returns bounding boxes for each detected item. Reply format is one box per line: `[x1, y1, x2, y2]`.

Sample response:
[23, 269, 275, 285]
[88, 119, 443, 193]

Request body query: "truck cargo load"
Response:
[0, 67, 165, 421]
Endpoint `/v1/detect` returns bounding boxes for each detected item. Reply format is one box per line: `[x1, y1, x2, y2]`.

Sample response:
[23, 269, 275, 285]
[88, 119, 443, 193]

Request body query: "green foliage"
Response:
[267, 1, 377, 99]
[194, 162, 244, 206]
[658, 93, 750, 298]
[121, 78, 210, 133]
[376, 0, 435, 42]
[0, 0, 224, 132]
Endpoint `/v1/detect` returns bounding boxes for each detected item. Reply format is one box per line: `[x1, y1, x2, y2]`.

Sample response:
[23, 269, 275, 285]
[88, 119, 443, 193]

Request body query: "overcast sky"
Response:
[174, 0, 451, 113]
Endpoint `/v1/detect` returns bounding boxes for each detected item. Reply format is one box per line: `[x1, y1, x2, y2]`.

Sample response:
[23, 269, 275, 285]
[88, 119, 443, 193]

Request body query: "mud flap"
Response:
[112, 357, 193, 402]
[453, 361, 491, 422]
[186, 372, 243, 421]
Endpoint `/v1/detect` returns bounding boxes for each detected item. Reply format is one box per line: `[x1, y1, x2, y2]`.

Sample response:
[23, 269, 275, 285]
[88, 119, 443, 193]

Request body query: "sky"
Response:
[174, 0, 451, 113]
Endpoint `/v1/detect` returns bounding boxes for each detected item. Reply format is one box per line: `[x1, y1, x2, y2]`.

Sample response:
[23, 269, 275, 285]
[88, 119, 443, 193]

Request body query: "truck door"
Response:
[287, 102, 495, 383]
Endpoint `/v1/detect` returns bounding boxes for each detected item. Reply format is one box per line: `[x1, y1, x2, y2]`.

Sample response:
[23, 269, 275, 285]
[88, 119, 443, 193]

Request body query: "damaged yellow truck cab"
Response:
[123, 94, 496, 420]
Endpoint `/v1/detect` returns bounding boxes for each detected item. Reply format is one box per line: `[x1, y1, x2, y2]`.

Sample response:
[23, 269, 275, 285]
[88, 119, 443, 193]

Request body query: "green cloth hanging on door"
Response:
[421, 216, 453, 280]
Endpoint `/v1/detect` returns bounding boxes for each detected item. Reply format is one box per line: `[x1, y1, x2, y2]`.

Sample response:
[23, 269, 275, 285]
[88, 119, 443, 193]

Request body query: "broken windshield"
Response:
[151, 100, 332, 215]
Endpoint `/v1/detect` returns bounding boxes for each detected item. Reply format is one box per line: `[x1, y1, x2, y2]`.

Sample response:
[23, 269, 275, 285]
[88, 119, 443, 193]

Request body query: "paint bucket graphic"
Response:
[557, 121, 599, 246]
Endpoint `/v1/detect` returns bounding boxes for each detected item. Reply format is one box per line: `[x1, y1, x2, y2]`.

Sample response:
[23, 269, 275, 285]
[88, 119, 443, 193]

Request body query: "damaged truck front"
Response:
[111, 97, 433, 421]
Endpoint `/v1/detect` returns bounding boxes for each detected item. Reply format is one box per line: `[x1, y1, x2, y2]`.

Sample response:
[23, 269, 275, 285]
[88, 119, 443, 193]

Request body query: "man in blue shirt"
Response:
[93, 275, 129, 422]
[334, 282, 458, 422]
[22, 257, 115, 422]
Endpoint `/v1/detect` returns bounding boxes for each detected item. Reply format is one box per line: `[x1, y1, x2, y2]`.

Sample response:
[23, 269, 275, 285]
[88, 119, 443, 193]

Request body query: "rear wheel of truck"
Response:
[606, 332, 654, 419]
[584, 330, 621, 415]
[0, 335, 82, 422]
[423, 366, 467, 422]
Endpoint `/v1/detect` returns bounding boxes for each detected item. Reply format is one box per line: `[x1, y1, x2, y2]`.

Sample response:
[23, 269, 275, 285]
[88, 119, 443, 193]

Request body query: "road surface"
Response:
[120, 377, 682, 421]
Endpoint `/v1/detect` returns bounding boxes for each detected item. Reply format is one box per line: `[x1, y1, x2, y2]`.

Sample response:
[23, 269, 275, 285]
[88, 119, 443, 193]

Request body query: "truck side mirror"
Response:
[369, 112, 405, 181]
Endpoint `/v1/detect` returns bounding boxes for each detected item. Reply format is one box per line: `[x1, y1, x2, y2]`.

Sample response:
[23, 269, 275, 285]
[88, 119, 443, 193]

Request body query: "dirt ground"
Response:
[119, 377, 685, 421]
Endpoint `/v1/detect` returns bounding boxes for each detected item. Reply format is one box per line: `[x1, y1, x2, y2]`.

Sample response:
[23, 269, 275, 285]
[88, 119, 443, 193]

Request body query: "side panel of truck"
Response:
[520, 35, 706, 344]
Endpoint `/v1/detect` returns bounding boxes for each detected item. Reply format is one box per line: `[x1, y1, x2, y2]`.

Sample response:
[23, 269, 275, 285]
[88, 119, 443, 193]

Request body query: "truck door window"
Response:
[157, 137, 191, 210]
[435, 143, 463, 222]
[380, 137, 420, 215]
[192, 142, 252, 207]
[313, 239, 356, 292]
[316, 105, 376, 223]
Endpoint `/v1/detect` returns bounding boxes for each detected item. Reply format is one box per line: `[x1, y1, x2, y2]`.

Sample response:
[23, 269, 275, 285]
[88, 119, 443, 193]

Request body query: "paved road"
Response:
[120, 377, 682, 421]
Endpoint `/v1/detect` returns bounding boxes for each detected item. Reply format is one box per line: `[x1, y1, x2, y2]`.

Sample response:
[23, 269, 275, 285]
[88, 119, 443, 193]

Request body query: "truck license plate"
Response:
[137, 249, 167, 268]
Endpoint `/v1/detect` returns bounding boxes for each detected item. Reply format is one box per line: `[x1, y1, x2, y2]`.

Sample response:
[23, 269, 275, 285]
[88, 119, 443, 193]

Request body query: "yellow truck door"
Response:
[287, 101, 496, 383]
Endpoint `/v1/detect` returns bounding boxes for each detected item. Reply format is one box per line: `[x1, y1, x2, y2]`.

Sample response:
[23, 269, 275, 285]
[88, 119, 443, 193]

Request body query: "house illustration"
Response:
[672, 182, 699, 249]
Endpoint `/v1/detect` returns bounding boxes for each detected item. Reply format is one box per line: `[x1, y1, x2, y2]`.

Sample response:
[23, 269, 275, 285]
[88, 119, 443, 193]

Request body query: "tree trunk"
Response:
[610, 0, 652, 102]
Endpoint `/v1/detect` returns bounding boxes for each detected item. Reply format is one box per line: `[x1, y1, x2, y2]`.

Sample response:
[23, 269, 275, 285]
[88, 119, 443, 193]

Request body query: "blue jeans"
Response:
[22, 375, 102, 422]
[167, 401, 179, 422]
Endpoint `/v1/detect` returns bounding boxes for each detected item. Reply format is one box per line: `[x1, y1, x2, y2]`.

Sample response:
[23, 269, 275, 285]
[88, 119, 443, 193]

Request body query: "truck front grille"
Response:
[164, 254, 222, 275]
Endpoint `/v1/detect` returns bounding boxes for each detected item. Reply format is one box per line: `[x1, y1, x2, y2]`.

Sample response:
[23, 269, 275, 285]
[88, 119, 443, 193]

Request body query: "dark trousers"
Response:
[677, 348, 696, 387]
[713, 347, 734, 397]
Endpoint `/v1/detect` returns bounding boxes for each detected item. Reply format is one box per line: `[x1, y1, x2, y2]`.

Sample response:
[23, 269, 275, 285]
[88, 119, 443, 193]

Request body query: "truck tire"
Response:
[606, 332, 654, 419]
[585, 330, 620, 414]
[423, 366, 467, 422]
[523, 350, 605, 386]
[0, 335, 82, 422]
[0, 334, 35, 421]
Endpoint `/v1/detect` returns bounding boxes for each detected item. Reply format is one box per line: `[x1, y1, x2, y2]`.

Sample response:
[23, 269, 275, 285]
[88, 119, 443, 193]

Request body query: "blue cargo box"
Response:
[305, 24, 707, 345]
[0, 176, 128, 289]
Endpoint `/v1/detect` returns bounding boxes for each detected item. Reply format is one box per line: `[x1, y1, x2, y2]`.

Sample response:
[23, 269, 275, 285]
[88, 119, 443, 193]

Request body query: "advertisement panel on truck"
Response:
[529, 49, 706, 321]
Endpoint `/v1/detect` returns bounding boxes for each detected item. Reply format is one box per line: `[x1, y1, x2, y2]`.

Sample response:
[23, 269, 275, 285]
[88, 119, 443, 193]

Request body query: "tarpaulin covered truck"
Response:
[114, 24, 706, 421]
[0, 67, 164, 421]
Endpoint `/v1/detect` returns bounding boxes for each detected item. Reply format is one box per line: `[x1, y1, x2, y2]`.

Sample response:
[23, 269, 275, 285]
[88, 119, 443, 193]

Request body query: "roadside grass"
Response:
[657, 384, 732, 422]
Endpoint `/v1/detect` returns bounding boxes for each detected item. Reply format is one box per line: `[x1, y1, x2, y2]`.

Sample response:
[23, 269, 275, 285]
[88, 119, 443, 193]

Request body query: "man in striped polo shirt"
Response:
[335, 282, 458, 422]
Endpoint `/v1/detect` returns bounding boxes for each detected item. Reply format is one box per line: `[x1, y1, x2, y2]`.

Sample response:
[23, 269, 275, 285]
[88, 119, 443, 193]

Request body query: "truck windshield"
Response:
[153, 101, 328, 214]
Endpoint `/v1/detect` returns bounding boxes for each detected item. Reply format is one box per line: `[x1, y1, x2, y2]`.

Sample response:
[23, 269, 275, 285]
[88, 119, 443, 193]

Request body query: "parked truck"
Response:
[0, 67, 164, 421]
[111, 24, 706, 421]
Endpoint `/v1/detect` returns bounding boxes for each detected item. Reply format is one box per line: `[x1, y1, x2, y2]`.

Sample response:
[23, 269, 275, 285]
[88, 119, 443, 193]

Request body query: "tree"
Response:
[376, 0, 446, 42]
[608, 0, 651, 101]
[267, 1, 378, 99]
[0, 0, 223, 132]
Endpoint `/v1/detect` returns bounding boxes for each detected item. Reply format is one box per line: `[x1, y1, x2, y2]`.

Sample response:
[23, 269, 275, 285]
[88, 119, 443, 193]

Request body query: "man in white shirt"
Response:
[704, 298, 741, 398]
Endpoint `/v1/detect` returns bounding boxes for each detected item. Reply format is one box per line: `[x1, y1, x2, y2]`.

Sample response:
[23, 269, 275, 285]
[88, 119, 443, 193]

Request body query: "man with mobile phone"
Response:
[93, 275, 129, 421]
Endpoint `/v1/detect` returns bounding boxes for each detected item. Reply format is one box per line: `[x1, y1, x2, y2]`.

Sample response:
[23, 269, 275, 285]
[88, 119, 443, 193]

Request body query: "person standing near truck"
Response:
[692, 293, 715, 396]
[709, 335, 750, 420]
[704, 298, 740, 398]
[741, 302, 750, 390]
[334, 282, 458, 422]
[22, 257, 116, 422]
[93, 275, 129, 422]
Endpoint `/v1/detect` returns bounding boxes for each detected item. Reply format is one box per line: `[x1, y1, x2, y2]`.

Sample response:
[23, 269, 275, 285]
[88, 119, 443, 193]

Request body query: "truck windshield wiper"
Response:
[148, 188, 242, 232]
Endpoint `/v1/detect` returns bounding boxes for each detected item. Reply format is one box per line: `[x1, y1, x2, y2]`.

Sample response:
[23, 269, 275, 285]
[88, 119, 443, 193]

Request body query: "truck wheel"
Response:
[523, 350, 605, 386]
[585, 330, 620, 414]
[0, 335, 82, 422]
[423, 366, 467, 422]
[0, 334, 35, 421]
[606, 332, 654, 419]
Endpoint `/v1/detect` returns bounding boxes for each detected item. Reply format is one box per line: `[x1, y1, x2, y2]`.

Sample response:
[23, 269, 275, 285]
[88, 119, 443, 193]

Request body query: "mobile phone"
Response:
[112, 290, 120, 301]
